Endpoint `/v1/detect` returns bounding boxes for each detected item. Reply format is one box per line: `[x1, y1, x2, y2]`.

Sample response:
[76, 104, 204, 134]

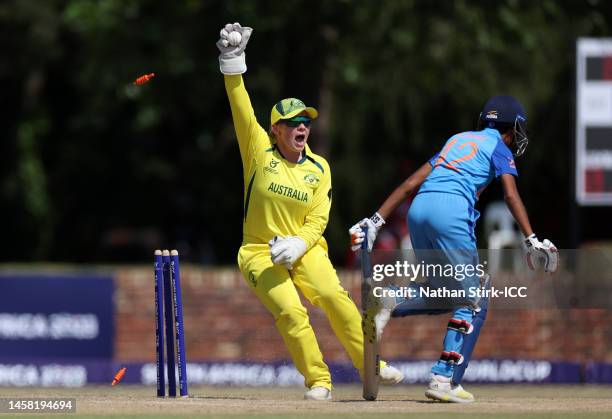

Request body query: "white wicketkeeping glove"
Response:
[269, 236, 307, 270]
[349, 212, 385, 252]
[524, 234, 559, 273]
[216, 22, 253, 75]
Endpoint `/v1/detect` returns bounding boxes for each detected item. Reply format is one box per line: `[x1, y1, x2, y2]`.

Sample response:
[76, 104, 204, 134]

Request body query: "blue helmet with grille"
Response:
[479, 95, 528, 156]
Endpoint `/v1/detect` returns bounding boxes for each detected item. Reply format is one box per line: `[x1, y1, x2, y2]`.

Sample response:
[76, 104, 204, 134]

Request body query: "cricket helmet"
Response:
[479, 95, 529, 157]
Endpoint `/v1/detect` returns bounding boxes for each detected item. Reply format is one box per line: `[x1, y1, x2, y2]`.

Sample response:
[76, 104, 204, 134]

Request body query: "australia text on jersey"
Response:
[268, 182, 309, 202]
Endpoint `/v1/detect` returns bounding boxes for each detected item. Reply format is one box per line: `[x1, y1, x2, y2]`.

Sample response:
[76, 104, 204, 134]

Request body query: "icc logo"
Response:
[265, 159, 280, 174]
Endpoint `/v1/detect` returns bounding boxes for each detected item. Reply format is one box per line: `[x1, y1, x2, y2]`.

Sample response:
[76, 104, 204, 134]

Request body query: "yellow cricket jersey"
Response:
[225, 75, 332, 250]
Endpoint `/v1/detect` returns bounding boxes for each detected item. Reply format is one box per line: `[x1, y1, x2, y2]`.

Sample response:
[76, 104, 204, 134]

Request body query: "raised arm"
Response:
[224, 75, 268, 162]
[217, 23, 268, 164]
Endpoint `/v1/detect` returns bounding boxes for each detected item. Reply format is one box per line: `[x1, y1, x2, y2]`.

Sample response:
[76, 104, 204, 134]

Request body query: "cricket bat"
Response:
[361, 226, 380, 401]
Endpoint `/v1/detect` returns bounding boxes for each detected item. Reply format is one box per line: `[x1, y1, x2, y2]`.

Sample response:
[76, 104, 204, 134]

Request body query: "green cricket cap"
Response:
[270, 98, 318, 127]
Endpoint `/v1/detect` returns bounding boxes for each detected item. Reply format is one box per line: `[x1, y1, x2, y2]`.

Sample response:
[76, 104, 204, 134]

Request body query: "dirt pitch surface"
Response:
[2, 385, 611, 418]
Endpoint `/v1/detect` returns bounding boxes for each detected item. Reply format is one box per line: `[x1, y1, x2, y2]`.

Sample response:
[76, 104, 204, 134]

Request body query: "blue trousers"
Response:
[393, 192, 488, 383]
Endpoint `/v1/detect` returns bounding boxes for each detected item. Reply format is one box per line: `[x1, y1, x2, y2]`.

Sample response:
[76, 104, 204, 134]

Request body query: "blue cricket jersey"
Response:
[418, 128, 518, 208]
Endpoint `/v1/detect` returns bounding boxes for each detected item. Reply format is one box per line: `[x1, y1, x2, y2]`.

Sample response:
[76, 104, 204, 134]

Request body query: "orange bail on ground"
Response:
[111, 367, 127, 386]
[133, 73, 155, 85]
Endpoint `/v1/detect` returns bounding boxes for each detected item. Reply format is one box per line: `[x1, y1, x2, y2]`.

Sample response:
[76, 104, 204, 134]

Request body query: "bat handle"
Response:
[361, 225, 368, 251]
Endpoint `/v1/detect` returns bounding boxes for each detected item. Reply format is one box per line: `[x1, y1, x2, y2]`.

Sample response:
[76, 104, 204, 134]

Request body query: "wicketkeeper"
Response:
[350, 96, 558, 403]
[217, 22, 403, 401]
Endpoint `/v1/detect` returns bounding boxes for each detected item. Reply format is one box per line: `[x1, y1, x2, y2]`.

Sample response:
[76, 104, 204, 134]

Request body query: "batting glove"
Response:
[524, 234, 559, 273]
[269, 236, 307, 270]
[349, 212, 385, 252]
[216, 22, 253, 75]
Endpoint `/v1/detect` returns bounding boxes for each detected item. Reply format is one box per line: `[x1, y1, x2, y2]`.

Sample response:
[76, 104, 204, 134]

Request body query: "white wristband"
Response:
[370, 212, 385, 228]
[219, 54, 247, 75]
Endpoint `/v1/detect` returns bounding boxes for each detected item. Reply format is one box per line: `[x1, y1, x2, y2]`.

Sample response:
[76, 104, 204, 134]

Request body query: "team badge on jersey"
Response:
[303, 173, 320, 187]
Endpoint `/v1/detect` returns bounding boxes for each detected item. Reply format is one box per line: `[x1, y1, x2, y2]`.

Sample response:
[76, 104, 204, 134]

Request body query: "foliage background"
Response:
[2, 0, 612, 264]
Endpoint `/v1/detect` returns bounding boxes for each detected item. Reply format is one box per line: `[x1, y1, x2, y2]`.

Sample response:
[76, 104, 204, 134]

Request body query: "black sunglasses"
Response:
[282, 117, 312, 128]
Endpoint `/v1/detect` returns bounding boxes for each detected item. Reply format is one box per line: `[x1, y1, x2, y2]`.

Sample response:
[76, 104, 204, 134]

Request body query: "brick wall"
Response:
[115, 267, 612, 363]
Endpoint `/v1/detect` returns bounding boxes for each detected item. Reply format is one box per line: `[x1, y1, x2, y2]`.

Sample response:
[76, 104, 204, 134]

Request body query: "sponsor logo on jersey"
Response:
[303, 173, 320, 187]
[268, 182, 309, 202]
[509, 158, 516, 168]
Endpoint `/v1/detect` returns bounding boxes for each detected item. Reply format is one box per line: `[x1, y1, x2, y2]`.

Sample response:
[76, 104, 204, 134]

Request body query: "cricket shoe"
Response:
[424, 374, 475, 403]
[380, 365, 404, 385]
[304, 386, 332, 401]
